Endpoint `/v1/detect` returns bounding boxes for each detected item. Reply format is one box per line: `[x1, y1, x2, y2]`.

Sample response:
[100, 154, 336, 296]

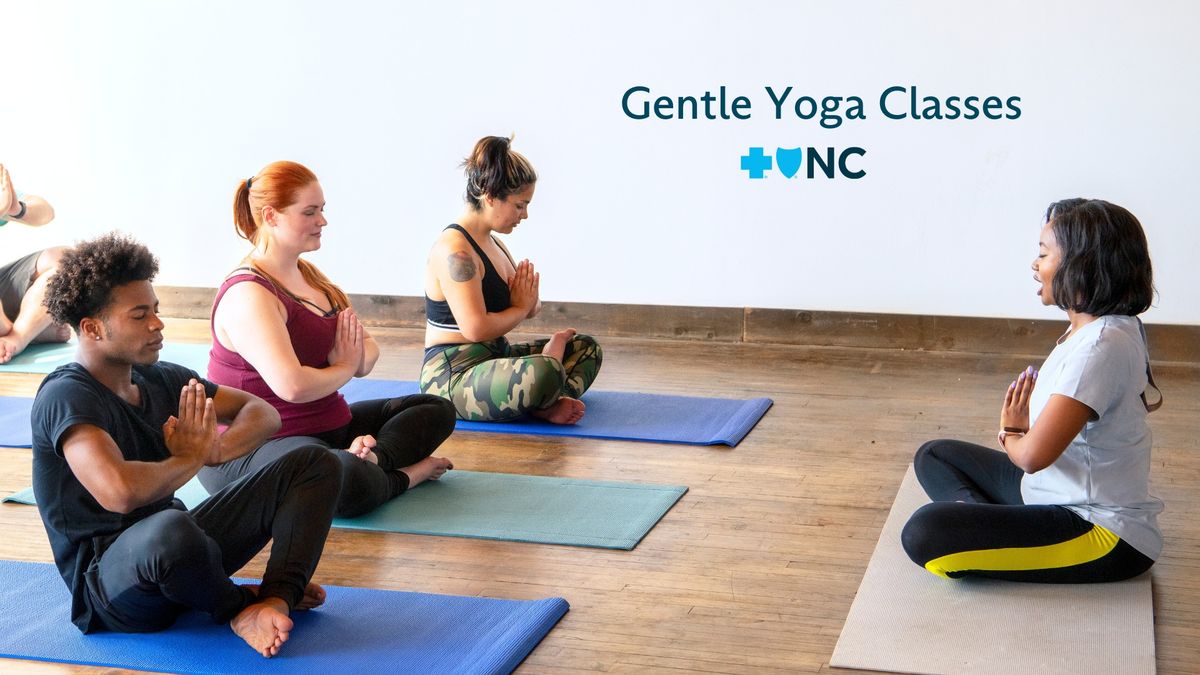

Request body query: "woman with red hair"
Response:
[199, 161, 456, 517]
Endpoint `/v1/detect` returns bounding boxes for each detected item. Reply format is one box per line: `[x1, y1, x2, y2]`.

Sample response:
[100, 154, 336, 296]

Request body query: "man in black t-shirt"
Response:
[31, 233, 340, 658]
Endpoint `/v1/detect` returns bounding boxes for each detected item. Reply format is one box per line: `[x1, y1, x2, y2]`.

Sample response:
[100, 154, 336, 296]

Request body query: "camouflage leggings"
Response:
[419, 334, 603, 422]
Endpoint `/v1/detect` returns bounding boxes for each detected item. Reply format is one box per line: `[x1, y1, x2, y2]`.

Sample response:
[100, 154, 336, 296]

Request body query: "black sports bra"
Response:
[424, 224, 515, 331]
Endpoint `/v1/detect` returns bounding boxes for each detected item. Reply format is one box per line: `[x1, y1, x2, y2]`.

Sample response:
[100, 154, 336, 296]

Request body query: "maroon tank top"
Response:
[208, 272, 352, 438]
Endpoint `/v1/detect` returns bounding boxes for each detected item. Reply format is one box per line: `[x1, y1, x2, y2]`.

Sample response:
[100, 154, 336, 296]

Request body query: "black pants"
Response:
[88, 446, 340, 632]
[0, 249, 42, 322]
[901, 439, 1154, 583]
[199, 395, 456, 518]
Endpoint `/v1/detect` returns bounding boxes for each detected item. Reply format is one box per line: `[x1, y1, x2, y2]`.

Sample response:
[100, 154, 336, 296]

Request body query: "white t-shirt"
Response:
[1021, 315, 1163, 559]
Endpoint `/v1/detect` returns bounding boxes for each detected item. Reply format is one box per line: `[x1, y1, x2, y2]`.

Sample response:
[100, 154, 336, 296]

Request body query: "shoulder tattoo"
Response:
[447, 251, 477, 282]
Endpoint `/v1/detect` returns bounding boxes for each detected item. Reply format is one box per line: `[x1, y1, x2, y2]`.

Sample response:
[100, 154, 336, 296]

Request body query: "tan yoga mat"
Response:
[831, 465, 1155, 675]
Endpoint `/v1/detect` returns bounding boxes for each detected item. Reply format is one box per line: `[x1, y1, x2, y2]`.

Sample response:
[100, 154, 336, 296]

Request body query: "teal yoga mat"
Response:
[4, 484, 202, 507]
[0, 559, 567, 675]
[331, 470, 687, 549]
[6, 471, 688, 550]
[0, 341, 212, 374]
[2, 487, 35, 504]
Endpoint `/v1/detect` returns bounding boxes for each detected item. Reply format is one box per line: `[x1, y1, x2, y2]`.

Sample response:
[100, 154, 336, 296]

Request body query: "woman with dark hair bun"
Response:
[901, 199, 1164, 583]
[421, 136, 603, 424]
[200, 161, 457, 518]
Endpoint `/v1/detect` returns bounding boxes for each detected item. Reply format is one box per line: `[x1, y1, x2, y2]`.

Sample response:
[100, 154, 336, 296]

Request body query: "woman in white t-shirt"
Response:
[901, 199, 1162, 583]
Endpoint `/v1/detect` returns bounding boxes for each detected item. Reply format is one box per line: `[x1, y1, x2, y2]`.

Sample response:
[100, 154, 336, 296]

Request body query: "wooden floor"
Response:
[1, 319, 1197, 674]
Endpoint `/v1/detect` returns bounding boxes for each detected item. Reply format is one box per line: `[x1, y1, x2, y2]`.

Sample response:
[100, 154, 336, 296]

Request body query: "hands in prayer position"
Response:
[163, 380, 220, 466]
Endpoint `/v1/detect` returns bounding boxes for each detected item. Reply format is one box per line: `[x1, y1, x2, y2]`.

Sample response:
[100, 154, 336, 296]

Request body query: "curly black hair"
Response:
[45, 232, 159, 329]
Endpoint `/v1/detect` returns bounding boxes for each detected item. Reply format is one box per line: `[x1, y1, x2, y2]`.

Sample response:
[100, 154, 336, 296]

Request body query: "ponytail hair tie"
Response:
[245, 177, 253, 190]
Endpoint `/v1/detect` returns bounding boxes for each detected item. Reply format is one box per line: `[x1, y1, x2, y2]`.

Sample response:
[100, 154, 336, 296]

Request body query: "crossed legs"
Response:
[901, 439, 1153, 583]
[90, 447, 340, 656]
[199, 394, 457, 519]
[420, 333, 603, 423]
[0, 247, 71, 363]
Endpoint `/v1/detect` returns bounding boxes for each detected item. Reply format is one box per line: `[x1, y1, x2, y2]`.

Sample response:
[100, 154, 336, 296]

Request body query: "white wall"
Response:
[3, 1, 1196, 324]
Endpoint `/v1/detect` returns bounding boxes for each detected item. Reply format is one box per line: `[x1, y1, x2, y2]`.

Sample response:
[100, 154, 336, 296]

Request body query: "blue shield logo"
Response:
[776, 147, 803, 179]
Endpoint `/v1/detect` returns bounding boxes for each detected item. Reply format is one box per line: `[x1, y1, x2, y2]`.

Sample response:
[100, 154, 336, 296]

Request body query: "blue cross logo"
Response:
[740, 147, 772, 179]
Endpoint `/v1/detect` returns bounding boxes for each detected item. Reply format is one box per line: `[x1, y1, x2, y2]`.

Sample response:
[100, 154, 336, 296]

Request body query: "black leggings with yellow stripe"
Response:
[901, 439, 1153, 583]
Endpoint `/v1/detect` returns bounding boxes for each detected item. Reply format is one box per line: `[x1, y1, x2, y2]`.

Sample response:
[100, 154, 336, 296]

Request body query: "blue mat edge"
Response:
[0, 395, 35, 448]
[483, 595, 571, 675]
[0, 560, 570, 675]
[453, 407, 773, 446]
[715, 397, 774, 446]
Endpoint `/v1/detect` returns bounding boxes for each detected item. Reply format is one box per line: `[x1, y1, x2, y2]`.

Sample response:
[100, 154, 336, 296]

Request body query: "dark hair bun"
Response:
[462, 135, 537, 210]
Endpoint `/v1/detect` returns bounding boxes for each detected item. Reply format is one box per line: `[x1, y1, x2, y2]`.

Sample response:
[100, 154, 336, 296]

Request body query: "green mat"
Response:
[0, 342, 212, 374]
[1, 487, 35, 505]
[5, 470, 687, 550]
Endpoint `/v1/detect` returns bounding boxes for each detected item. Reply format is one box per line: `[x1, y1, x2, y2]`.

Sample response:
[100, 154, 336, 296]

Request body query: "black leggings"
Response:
[901, 439, 1154, 583]
[90, 447, 340, 632]
[199, 395, 456, 518]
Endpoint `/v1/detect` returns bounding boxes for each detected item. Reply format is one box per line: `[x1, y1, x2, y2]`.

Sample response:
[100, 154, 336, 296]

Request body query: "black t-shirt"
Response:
[31, 361, 218, 632]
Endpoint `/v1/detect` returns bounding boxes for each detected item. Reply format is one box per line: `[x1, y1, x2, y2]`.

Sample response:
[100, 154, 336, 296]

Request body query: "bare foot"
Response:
[242, 582, 326, 610]
[0, 336, 19, 365]
[0, 325, 55, 363]
[541, 328, 577, 363]
[399, 456, 454, 488]
[32, 322, 71, 344]
[530, 396, 585, 425]
[294, 582, 327, 610]
[230, 597, 293, 658]
[345, 434, 379, 464]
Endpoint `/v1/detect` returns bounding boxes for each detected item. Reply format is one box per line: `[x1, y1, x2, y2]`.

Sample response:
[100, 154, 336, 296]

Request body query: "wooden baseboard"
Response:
[155, 286, 1200, 364]
[749, 309, 1060, 355]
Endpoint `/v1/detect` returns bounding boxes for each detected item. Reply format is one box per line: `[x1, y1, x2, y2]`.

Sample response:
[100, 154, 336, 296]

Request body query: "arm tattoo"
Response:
[447, 251, 477, 282]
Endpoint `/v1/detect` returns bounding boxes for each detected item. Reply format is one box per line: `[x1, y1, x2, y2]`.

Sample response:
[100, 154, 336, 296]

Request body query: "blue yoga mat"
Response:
[0, 559, 566, 675]
[0, 379, 771, 449]
[0, 341, 212, 374]
[7, 470, 687, 550]
[342, 378, 772, 447]
[0, 396, 33, 447]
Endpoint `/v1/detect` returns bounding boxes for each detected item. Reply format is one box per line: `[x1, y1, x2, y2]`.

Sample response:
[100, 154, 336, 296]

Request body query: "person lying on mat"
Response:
[901, 199, 1163, 583]
[421, 135, 602, 424]
[0, 163, 71, 364]
[200, 160, 455, 518]
[31, 233, 338, 657]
